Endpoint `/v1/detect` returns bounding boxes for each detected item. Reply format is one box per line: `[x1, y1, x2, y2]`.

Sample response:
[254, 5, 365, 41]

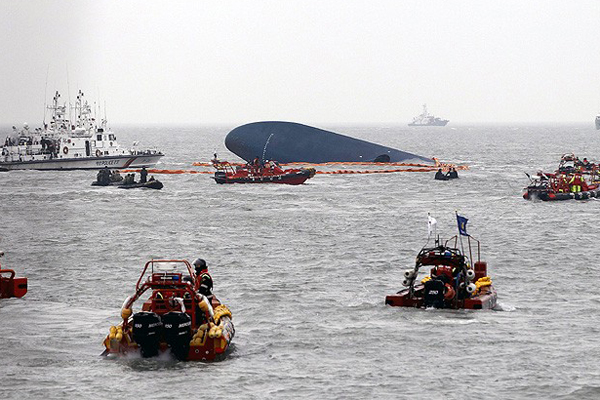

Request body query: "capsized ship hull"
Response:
[225, 121, 433, 164]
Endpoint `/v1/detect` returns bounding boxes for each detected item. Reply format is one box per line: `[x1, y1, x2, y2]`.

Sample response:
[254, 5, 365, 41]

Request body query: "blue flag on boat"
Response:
[456, 214, 469, 236]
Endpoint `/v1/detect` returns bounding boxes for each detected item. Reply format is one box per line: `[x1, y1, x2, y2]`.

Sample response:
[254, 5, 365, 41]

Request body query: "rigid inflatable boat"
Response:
[385, 233, 496, 310]
[524, 154, 600, 201]
[102, 259, 234, 361]
[117, 179, 163, 190]
[212, 159, 315, 185]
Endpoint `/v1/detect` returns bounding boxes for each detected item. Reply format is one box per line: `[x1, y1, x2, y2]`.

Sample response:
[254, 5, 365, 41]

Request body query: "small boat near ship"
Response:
[408, 104, 449, 127]
[523, 154, 600, 201]
[102, 259, 234, 361]
[1, 90, 163, 171]
[117, 179, 163, 190]
[212, 158, 315, 185]
[385, 215, 497, 310]
[91, 169, 124, 186]
[92, 168, 163, 189]
[0, 252, 27, 299]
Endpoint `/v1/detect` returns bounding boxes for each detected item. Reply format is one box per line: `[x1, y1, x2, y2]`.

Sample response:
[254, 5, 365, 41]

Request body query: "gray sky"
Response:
[1, 0, 599, 125]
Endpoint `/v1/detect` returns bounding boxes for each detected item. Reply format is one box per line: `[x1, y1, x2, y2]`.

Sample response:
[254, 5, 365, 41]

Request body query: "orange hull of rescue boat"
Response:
[212, 159, 315, 185]
[0, 269, 27, 298]
[385, 284, 497, 310]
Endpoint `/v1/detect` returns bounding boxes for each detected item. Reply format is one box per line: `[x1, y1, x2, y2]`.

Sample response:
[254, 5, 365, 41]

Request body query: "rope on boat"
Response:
[473, 276, 492, 295]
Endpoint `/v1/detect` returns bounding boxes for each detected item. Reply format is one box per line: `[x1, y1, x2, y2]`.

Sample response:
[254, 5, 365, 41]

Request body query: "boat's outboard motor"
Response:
[423, 279, 446, 308]
[161, 311, 192, 360]
[132, 311, 162, 357]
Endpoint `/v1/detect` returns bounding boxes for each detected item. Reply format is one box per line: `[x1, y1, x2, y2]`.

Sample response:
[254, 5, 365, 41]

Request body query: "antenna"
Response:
[43, 64, 50, 125]
[66, 64, 72, 129]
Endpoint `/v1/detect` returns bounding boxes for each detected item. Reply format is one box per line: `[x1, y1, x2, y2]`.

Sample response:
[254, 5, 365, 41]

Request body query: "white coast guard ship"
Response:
[0, 90, 163, 171]
[408, 104, 449, 127]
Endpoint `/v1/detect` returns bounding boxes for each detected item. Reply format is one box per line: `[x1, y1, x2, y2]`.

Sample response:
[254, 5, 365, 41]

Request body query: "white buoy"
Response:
[466, 283, 476, 293]
[402, 279, 411, 287]
[466, 269, 475, 281]
[404, 270, 415, 279]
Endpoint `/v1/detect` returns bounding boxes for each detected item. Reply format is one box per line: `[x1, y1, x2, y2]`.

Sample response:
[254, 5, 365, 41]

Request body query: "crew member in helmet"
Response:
[193, 258, 213, 299]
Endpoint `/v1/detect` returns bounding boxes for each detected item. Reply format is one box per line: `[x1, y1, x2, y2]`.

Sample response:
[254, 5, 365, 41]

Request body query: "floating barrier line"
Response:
[316, 168, 436, 174]
[192, 158, 468, 171]
[121, 158, 468, 176]
[122, 167, 452, 175]
[120, 169, 213, 174]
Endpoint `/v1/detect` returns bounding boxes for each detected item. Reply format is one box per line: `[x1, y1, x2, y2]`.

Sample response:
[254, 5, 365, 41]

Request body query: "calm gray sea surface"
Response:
[1, 124, 600, 399]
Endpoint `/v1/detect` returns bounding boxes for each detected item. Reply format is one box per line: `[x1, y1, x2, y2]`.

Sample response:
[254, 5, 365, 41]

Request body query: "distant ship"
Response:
[595, 114, 600, 130]
[408, 104, 449, 127]
[0, 90, 163, 171]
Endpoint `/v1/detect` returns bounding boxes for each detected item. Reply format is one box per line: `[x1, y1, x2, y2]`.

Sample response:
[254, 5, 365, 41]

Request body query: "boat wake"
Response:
[493, 302, 516, 312]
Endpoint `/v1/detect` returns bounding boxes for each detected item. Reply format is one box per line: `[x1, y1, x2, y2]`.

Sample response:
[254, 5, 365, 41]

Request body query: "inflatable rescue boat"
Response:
[0, 252, 27, 298]
[212, 159, 315, 185]
[117, 179, 163, 190]
[523, 179, 600, 201]
[385, 235, 497, 310]
[524, 154, 600, 201]
[101, 259, 234, 361]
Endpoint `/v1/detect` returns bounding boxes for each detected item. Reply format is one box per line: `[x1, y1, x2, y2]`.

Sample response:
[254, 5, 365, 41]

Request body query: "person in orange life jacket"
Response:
[193, 258, 213, 300]
[558, 174, 569, 192]
[430, 265, 457, 302]
[431, 265, 453, 283]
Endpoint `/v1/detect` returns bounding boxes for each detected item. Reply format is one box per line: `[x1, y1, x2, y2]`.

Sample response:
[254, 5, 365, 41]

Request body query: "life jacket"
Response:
[430, 265, 453, 283]
[196, 270, 213, 296]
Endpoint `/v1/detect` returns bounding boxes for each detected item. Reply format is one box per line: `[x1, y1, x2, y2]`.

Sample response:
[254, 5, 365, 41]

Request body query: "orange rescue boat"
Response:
[101, 259, 234, 361]
[0, 252, 27, 299]
[386, 229, 497, 310]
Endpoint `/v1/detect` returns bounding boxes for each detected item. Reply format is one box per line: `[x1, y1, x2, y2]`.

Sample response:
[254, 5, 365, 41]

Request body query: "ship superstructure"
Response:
[408, 104, 449, 127]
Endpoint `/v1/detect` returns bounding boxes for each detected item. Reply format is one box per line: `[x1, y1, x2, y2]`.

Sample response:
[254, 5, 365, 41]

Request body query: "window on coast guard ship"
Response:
[97, 134, 102, 141]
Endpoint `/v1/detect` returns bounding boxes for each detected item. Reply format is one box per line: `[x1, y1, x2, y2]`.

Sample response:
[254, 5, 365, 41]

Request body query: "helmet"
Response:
[193, 258, 207, 269]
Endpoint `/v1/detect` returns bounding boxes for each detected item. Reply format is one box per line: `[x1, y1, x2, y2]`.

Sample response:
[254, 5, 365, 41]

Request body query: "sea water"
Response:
[1, 124, 599, 399]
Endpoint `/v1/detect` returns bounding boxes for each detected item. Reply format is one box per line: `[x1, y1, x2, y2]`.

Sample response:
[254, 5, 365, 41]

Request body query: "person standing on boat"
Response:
[569, 175, 585, 192]
[193, 258, 213, 300]
[140, 167, 148, 183]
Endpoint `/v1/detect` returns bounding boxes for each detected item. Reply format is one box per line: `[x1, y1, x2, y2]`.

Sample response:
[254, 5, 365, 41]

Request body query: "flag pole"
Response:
[426, 213, 431, 248]
[456, 211, 466, 256]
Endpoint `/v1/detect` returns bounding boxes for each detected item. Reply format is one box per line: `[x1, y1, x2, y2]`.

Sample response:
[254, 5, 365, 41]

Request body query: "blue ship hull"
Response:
[225, 122, 433, 164]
